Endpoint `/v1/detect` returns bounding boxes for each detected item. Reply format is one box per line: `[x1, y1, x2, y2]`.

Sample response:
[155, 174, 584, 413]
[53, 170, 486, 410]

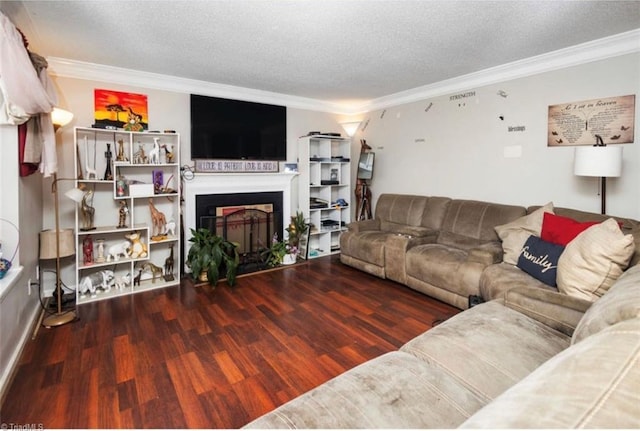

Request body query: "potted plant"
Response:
[261, 234, 288, 268]
[286, 211, 309, 250]
[186, 228, 240, 287]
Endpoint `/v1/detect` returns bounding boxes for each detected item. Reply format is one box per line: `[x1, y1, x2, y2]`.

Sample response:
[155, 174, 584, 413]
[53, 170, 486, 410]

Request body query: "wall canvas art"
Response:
[94, 89, 148, 131]
[548, 95, 635, 146]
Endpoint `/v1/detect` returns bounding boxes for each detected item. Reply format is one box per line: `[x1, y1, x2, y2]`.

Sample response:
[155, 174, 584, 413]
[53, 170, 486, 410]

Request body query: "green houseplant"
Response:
[186, 228, 240, 287]
[286, 211, 309, 249]
[261, 234, 289, 268]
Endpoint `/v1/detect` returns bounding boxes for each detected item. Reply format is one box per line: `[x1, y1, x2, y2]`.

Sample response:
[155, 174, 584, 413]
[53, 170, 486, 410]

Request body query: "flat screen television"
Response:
[190, 94, 287, 161]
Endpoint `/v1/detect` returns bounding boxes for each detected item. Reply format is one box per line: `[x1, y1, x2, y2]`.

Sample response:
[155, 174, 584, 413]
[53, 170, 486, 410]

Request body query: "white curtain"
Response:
[0, 11, 58, 176]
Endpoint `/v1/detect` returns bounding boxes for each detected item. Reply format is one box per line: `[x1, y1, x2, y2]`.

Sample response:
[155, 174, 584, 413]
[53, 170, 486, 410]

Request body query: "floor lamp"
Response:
[41, 108, 78, 328]
[574, 137, 622, 215]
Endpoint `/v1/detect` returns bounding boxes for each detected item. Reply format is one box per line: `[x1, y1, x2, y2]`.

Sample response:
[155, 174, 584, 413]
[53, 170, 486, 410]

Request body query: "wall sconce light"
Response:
[340, 121, 361, 137]
[574, 135, 622, 215]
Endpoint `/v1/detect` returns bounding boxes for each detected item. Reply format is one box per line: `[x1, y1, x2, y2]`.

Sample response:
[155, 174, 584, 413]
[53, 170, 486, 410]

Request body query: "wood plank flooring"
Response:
[1, 255, 460, 429]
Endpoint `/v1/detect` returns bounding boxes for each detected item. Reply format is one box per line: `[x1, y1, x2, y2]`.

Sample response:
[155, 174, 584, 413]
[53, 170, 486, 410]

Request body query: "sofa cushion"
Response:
[573, 263, 640, 344]
[374, 194, 429, 229]
[480, 262, 557, 302]
[401, 301, 570, 404]
[495, 202, 554, 265]
[438, 200, 527, 251]
[516, 235, 564, 287]
[460, 318, 640, 429]
[541, 212, 600, 246]
[243, 351, 486, 429]
[557, 218, 635, 302]
[406, 244, 485, 299]
[339, 230, 388, 267]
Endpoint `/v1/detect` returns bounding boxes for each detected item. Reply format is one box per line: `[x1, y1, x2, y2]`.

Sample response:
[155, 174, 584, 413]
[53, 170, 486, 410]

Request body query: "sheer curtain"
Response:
[0, 11, 58, 177]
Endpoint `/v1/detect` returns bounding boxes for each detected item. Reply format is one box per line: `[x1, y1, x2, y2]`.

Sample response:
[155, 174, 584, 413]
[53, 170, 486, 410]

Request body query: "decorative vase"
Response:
[83, 235, 94, 264]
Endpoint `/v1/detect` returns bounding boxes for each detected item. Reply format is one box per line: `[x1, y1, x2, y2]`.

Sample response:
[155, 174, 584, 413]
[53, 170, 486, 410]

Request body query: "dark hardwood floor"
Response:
[1, 255, 460, 429]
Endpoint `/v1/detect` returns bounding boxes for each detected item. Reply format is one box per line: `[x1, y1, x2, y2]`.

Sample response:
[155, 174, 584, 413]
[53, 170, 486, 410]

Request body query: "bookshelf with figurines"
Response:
[72, 127, 180, 303]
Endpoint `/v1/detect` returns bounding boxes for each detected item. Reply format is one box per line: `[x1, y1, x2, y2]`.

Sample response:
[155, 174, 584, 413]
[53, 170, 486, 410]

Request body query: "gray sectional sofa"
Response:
[243, 193, 640, 428]
[340, 193, 640, 309]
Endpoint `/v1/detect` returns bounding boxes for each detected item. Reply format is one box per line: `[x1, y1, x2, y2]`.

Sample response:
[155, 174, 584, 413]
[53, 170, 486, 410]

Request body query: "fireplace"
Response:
[196, 192, 283, 271]
[183, 172, 296, 274]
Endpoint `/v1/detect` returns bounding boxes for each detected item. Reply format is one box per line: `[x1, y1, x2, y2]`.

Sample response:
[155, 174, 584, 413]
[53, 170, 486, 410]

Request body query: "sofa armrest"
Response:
[383, 232, 438, 284]
[467, 242, 503, 266]
[503, 287, 592, 337]
[346, 219, 380, 233]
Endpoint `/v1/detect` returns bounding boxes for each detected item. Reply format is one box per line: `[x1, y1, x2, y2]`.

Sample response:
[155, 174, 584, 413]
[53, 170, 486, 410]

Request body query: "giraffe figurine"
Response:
[148, 198, 167, 239]
[164, 245, 175, 281]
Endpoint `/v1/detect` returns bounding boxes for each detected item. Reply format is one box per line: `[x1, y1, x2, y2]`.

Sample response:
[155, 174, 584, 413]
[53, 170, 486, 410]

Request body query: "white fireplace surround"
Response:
[183, 172, 297, 268]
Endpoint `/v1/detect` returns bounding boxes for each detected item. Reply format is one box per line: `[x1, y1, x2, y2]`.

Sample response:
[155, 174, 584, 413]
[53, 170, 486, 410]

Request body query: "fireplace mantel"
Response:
[183, 172, 297, 262]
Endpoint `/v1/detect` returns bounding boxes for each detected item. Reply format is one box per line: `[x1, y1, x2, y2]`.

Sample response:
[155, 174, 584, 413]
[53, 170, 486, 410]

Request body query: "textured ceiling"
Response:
[2, 0, 639, 107]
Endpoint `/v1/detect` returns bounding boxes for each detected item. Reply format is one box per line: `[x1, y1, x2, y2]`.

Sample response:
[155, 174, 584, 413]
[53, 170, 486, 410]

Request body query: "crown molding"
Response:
[352, 28, 640, 114]
[47, 29, 639, 115]
[46, 57, 347, 114]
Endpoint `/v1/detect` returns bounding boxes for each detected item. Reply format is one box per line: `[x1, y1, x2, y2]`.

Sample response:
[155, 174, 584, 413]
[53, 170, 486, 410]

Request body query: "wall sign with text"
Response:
[195, 159, 279, 173]
[547, 95, 635, 146]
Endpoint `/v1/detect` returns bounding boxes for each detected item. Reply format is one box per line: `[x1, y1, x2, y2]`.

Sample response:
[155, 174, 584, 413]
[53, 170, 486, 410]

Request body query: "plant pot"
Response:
[198, 270, 208, 282]
[282, 253, 297, 265]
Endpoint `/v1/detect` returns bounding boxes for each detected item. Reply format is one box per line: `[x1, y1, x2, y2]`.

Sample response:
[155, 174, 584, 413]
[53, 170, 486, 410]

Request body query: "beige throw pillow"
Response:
[557, 218, 635, 302]
[495, 202, 554, 265]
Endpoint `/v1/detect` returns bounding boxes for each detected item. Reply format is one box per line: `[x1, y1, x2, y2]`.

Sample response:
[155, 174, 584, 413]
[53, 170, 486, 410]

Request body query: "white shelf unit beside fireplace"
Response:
[71, 127, 181, 304]
[298, 135, 352, 258]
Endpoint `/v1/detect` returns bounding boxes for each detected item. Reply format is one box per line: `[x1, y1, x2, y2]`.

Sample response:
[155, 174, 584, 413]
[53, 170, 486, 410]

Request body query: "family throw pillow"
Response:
[541, 212, 601, 246]
[495, 202, 554, 265]
[557, 218, 635, 302]
[517, 235, 564, 287]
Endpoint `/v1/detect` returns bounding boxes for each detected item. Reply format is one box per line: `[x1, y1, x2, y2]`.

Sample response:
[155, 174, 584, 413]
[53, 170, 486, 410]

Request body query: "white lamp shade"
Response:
[51, 108, 74, 129]
[340, 121, 361, 137]
[65, 187, 86, 203]
[574, 146, 622, 177]
[39, 229, 75, 259]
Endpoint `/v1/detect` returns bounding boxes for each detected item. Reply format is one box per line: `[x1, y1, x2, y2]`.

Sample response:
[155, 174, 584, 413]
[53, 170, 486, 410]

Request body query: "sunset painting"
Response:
[94, 89, 148, 131]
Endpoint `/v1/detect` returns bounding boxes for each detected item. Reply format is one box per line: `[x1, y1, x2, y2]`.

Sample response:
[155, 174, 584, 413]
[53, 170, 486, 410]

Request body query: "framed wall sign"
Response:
[195, 160, 279, 173]
[547, 95, 635, 146]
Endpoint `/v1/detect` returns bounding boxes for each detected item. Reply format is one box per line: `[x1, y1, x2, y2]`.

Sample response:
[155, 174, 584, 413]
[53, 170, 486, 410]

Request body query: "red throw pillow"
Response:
[541, 212, 600, 246]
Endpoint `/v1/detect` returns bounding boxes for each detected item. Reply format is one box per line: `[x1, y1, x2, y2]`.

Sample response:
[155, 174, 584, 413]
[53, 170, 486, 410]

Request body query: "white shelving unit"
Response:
[72, 127, 181, 304]
[298, 135, 351, 258]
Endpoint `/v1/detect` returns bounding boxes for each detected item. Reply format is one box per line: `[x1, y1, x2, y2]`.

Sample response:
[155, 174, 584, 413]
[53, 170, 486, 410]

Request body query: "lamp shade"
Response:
[51, 108, 74, 129]
[574, 146, 622, 177]
[65, 187, 86, 203]
[340, 121, 361, 137]
[39, 229, 75, 259]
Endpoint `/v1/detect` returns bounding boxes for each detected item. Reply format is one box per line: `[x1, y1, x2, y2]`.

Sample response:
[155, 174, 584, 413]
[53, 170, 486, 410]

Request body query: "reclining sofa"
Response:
[340, 193, 640, 309]
[244, 193, 640, 428]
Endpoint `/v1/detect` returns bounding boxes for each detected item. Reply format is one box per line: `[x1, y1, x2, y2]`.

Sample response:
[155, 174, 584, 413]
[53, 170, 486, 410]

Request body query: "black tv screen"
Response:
[190, 94, 287, 161]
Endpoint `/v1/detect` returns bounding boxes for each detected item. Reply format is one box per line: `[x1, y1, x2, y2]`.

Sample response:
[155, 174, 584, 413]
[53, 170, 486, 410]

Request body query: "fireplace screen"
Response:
[200, 205, 279, 267]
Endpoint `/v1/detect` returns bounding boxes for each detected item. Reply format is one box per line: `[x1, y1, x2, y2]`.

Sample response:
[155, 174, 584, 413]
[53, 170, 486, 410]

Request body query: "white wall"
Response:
[357, 53, 640, 219]
[0, 125, 43, 403]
